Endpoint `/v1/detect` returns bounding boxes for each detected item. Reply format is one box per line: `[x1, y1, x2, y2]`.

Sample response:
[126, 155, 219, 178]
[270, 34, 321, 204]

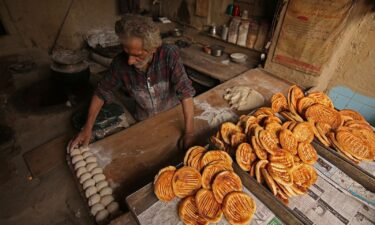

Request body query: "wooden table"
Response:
[88, 68, 291, 202]
[180, 44, 257, 82]
[163, 32, 260, 82]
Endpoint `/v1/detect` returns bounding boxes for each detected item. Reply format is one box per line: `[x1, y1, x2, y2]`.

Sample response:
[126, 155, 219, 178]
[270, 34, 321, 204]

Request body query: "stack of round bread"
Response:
[69, 147, 120, 223]
[270, 85, 375, 163]
[210, 107, 319, 205]
[153, 146, 256, 225]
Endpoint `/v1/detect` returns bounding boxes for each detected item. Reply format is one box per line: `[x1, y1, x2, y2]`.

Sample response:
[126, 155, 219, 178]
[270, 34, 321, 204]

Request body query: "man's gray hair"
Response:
[115, 14, 162, 52]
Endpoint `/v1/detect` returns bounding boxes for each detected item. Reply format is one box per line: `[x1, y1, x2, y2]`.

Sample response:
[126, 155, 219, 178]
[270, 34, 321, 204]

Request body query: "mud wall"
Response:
[0, 0, 119, 54]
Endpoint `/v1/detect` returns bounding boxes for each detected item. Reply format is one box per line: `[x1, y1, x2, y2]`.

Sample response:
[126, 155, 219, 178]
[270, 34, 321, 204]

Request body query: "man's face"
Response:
[122, 37, 153, 69]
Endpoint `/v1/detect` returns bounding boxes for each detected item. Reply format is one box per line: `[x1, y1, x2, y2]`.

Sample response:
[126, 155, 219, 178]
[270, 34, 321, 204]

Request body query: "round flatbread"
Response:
[271, 93, 288, 113]
[259, 129, 280, 155]
[291, 163, 317, 188]
[201, 162, 232, 189]
[200, 150, 233, 168]
[292, 122, 314, 143]
[154, 166, 176, 202]
[305, 104, 342, 130]
[279, 129, 298, 155]
[268, 149, 294, 169]
[297, 142, 318, 165]
[220, 122, 242, 144]
[222, 191, 256, 225]
[267, 164, 293, 186]
[195, 189, 222, 223]
[212, 171, 242, 203]
[179, 196, 208, 225]
[235, 143, 256, 171]
[172, 166, 202, 198]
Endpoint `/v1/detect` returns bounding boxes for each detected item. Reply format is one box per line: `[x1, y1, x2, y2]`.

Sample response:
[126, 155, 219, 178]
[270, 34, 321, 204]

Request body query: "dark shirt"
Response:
[95, 44, 195, 121]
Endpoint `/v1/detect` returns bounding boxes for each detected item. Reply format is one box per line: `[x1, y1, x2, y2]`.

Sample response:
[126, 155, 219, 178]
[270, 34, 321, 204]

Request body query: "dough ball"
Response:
[82, 151, 93, 159]
[99, 187, 113, 197]
[86, 162, 99, 171]
[74, 160, 86, 170]
[76, 167, 88, 178]
[85, 186, 98, 198]
[224, 86, 265, 111]
[93, 174, 106, 183]
[96, 181, 109, 191]
[88, 194, 101, 206]
[100, 195, 114, 207]
[79, 172, 92, 184]
[85, 156, 97, 164]
[91, 167, 103, 176]
[70, 148, 81, 157]
[80, 147, 90, 153]
[72, 155, 84, 164]
[90, 203, 105, 216]
[82, 179, 95, 190]
[95, 209, 109, 223]
[106, 201, 119, 214]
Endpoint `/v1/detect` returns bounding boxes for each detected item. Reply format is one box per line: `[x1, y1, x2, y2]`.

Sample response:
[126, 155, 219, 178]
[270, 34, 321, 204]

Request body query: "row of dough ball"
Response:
[71, 147, 119, 223]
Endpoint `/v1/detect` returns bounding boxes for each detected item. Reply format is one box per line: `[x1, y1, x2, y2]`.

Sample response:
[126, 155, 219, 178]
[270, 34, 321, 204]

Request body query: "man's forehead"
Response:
[121, 37, 143, 49]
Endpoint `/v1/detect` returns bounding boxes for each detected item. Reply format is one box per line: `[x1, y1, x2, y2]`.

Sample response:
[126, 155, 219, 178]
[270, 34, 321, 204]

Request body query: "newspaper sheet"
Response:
[358, 161, 375, 177]
[138, 188, 283, 225]
[287, 156, 375, 225]
[314, 156, 375, 208]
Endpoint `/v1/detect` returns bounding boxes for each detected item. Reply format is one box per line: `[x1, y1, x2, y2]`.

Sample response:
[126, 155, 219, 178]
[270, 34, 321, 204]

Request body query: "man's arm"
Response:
[182, 97, 194, 132]
[181, 97, 195, 150]
[69, 95, 104, 150]
[69, 56, 123, 150]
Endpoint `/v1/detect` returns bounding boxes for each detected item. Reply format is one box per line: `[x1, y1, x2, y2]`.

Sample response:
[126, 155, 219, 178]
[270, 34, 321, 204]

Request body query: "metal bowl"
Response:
[210, 45, 225, 57]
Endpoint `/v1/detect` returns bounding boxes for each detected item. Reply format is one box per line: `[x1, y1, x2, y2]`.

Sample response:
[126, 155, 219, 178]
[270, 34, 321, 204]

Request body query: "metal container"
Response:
[210, 45, 225, 57]
[209, 25, 217, 36]
[221, 25, 229, 40]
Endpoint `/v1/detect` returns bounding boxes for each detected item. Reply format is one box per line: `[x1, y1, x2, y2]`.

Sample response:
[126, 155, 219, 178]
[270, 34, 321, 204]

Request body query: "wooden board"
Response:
[23, 133, 71, 177]
[312, 140, 375, 192]
[109, 212, 138, 225]
[88, 68, 292, 202]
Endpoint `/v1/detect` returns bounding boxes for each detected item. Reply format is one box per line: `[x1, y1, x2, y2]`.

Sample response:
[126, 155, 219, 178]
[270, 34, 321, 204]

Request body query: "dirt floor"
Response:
[0, 49, 94, 225]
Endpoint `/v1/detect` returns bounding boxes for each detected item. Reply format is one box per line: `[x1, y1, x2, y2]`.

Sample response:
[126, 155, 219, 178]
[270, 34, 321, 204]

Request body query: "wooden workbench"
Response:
[179, 44, 257, 82]
[88, 68, 291, 203]
[163, 28, 260, 82]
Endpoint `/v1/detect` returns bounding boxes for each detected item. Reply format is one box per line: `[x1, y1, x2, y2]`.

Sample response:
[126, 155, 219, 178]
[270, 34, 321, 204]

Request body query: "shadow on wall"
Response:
[328, 86, 375, 126]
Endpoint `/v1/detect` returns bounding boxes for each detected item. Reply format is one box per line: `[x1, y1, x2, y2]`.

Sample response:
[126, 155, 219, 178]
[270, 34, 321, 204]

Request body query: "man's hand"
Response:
[183, 132, 195, 150]
[68, 128, 92, 151]
[178, 132, 195, 151]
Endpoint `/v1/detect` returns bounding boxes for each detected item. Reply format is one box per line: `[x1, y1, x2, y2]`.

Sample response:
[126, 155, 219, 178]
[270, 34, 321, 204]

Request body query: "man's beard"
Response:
[134, 54, 153, 71]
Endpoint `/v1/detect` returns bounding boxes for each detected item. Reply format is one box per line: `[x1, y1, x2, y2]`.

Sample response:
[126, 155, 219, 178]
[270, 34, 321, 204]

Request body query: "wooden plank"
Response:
[109, 212, 138, 225]
[126, 183, 157, 224]
[313, 141, 375, 192]
[23, 133, 71, 177]
[88, 68, 292, 201]
[233, 164, 305, 225]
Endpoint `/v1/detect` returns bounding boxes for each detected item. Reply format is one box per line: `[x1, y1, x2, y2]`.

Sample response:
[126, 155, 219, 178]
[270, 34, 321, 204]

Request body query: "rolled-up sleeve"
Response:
[168, 46, 196, 100]
[94, 60, 123, 103]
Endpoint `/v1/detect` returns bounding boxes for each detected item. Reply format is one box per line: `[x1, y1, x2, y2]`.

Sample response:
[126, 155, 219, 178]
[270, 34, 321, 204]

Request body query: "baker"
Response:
[69, 15, 195, 150]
